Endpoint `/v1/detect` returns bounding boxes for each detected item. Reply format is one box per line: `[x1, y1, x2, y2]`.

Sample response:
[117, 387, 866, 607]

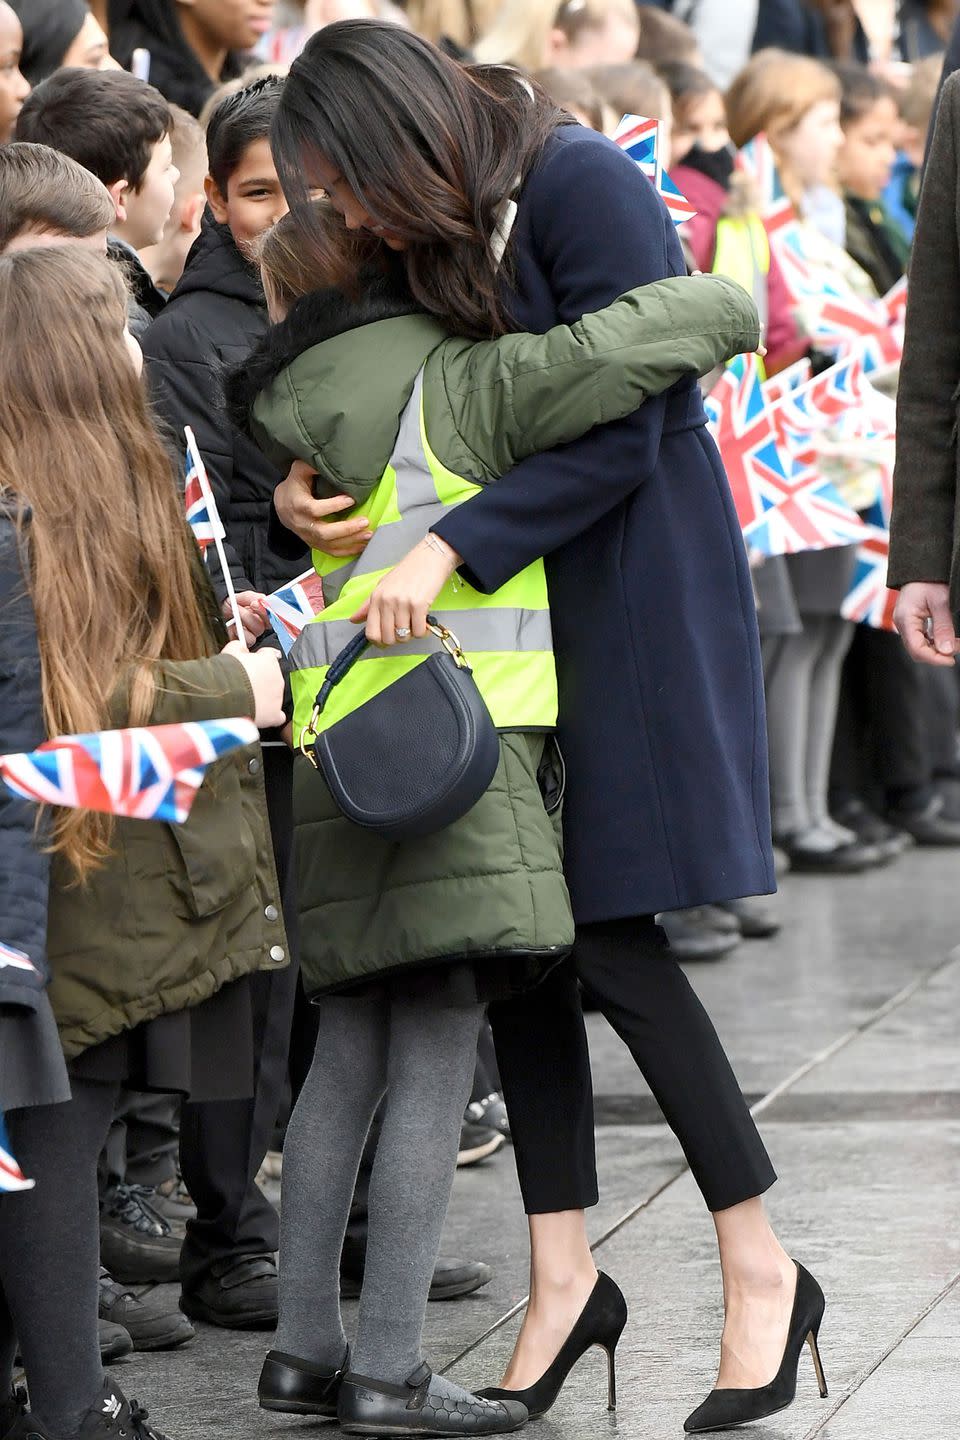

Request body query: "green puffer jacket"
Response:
[48, 654, 288, 1058]
[234, 268, 759, 997]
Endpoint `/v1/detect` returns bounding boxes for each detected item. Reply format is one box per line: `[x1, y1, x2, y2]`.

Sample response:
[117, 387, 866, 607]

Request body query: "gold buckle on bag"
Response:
[297, 621, 467, 768]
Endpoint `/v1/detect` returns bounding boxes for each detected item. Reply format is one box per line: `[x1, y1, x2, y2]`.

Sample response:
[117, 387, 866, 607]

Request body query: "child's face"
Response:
[837, 96, 899, 200]
[122, 134, 180, 251]
[206, 138, 289, 257]
[178, 0, 276, 52]
[671, 89, 730, 166]
[0, 2, 29, 145]
[775, 98, 845, 192]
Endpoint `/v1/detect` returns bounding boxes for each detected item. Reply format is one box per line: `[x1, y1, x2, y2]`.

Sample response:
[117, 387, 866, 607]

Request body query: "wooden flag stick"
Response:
[184, 427, 247, 650]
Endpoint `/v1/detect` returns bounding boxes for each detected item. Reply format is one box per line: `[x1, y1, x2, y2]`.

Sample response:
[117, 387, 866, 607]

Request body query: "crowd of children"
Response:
[0, 0, 957, 1436]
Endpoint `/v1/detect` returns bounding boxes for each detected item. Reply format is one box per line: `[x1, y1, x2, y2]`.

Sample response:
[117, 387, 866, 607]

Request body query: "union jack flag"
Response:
[263, 570, 325, 656]
[0, 718, 260, 825]
[0, 1112, 33, 1193]
[707, 354, 869, 556]
[613, 113, 697, 226]
[883, 275, 908, 328]
[0, 941, 39, 977]
[737, 133, 797, 238]
[841, 525, 898, 632]
[761, 357, 812, 407]
[184, 431, 225, 555]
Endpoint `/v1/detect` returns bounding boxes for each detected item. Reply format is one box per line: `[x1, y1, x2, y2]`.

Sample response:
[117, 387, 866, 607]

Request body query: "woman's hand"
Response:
[894, 582, 959, 667]
[222, 640, 286, 728]
[351, 534, 462, 646]
[274, 459, 373, 557]
[226, 591, 269, 647]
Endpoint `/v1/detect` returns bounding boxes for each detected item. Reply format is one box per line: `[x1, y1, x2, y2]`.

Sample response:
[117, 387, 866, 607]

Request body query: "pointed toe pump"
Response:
[477, 1271, 628, 1421]
[684, 1261, 828, 1434]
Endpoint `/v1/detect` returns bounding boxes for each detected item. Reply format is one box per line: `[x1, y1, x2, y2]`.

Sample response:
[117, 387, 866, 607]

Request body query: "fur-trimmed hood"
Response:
[225, 266, 421, 437]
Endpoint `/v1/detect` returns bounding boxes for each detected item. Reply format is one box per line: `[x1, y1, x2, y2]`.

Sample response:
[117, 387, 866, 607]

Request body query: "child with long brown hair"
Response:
[0, 245, 286, 1440]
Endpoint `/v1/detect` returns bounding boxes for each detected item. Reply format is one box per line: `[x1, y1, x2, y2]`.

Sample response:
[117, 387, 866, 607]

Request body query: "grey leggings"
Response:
[0, 1077, 120, 1439]
[275, 989, 483, 1382]
[763, 616, 855, 836]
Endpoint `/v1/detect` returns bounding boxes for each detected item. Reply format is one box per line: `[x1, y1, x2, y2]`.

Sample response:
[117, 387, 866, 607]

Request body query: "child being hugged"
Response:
[228, 204, 760, 1436]
[0, 246, 286, 1440]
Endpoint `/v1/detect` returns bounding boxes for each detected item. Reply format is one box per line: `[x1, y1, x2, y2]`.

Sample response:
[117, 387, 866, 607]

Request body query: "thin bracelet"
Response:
[424, 532, 461, 591]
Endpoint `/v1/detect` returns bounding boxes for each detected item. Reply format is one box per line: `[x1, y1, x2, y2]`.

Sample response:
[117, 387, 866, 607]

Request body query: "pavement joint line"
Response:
[799, 1268, 960, 1439]
[443, 943, 960, 1379]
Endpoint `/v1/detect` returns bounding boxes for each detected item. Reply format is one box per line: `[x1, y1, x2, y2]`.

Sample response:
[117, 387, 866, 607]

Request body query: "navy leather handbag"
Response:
[299, 617, 500, 842]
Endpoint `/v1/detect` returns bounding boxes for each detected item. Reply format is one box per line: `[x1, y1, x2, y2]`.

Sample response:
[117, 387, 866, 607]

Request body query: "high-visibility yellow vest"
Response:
[290, 369, 557, 744]
[713, 213, 770, 379]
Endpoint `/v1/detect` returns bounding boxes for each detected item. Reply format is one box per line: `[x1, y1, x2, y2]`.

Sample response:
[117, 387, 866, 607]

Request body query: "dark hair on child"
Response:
[14, 68, 171, 191]
[0, 142, 115, 252]
[832, 62, 895, 128]
[206, 76, 286, 196]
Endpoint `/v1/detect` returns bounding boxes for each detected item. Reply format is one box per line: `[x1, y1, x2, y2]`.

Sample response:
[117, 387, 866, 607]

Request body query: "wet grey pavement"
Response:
[115, 848, 960, 1440]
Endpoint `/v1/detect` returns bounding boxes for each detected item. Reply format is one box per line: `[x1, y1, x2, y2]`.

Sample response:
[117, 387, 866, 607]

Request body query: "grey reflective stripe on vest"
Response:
[296, 606, 553, 670]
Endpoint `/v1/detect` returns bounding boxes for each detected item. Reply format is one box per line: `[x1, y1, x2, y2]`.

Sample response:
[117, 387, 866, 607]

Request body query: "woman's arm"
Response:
[443, 273, 759, 478]
[432, 133, 686, 594]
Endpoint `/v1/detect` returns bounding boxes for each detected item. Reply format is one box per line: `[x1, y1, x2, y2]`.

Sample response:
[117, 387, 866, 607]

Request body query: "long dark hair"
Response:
[271, 20, 566, 339]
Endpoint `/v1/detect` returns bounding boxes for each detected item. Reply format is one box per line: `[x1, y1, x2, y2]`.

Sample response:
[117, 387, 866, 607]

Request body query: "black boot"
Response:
[7, 1378, 171, 1439]
[338, 1364, 527, 1437]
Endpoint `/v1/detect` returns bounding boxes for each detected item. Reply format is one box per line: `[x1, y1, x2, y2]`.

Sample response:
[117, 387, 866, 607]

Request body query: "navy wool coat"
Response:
[434, 124, 775, 921]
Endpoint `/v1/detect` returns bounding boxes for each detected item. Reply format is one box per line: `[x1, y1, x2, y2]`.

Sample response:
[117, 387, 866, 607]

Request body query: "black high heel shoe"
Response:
[684, 1261, 828, 1434]
[477, 1271, 627, 1420]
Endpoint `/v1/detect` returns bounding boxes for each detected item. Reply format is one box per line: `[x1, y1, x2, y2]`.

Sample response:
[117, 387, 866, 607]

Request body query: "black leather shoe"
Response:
[659, 910, 741, 961]
[888, 791, 960, 845]
[341, 1255, 493, 1303]
[339, 1364, 528, 1436]
[180, 1254, 278, 1330]
[100, 1267, 194, 1351]
[100, 1184, 182, 1284]
[258, 1348, 348, 1415]
[98, 1316, 134, 1363]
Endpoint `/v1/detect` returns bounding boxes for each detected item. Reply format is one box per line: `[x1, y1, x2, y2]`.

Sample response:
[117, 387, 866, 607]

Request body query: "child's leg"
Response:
[0, 1281, 16, 1395]
[762, 629, 818, 837]
[0, 1079, 119, 1438]
[352, 996, 484, 1381]
[274, 991, 390, 1369]
[805, 616, 856, 827]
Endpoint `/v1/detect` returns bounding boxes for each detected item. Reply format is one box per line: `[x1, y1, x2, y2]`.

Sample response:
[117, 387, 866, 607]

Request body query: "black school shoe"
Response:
[6, 1378, 170, 1439]
[258, 1348, 348, 1415]
[341, 1255, 493, 1303]
[99, 1268, 194, 1351]
[338, 1364, 528, 1436]
[180, 1253, 278, 1330]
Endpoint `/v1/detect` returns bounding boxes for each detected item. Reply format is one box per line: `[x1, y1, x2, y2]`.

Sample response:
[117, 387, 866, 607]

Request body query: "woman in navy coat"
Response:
[269, 23, 825, 1433]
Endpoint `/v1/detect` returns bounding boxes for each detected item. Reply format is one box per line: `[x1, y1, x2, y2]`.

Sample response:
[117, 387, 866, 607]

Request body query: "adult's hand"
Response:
[894, 581, 959, 666]
[274, 459, 373, 557]
[351, 534, 462, 646]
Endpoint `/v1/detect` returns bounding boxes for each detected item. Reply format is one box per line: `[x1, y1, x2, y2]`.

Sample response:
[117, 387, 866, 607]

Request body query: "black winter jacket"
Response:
[0, 511, 50, 1012]
[142, 216, 298, 599]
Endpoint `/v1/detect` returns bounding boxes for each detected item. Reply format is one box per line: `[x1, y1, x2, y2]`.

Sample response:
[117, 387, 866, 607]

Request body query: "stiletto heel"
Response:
[684, 1261, 828, 1434]
[807, 1326, 828, 1399]
[605, 1344, 618, 1411]
[477, 1271, 627, 1420]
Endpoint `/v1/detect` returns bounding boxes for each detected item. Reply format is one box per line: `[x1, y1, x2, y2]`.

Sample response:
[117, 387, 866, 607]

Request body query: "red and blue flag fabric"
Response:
[184, 437, 225, 556]
[0, 941, 40, 978]
[0, 718, 260, 825]
[0, 1111, 33, 1193]
[737, 133, 797, 238]
[263, 570, 325, 656]
[841, 525, 898, 632]
[613, 113, 697, 226]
